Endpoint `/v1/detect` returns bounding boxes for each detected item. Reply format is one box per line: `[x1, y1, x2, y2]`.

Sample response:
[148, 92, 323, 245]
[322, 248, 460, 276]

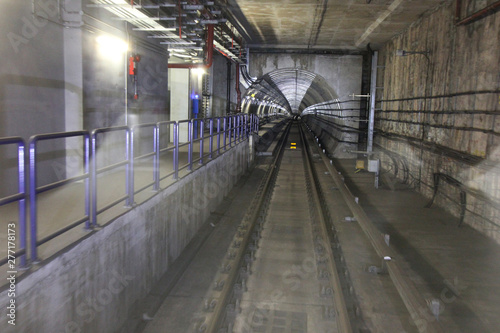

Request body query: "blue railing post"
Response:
[154, 125, 160, 190]
[241, 115, 244, 140]
[188, 120, 193, 171]
[91, 131, 97, 227]
[236, 115, 240, 141]
[223, 117, 227, 151]
[28, 138, 39, 263]
[18, 140, 27, 267]
[228, 116, 232, 146]
[228, 116, 233, 147]
[240, 115, 243, 138]
[174, 122, 179, 179]
[126, 129, 133, 207]
[129, 127, 135, 207]
[199, 119, 204, 165]
[240, 115, 243, 140]
[216, 118, 221, 155]
[83, 134, 91, 231]
[232, 116, 237, 144]
[209, 118, 214, 159]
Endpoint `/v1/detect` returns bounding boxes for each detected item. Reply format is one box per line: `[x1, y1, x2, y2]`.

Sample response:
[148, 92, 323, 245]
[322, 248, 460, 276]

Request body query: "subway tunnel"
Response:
[1, 0, 500, 332]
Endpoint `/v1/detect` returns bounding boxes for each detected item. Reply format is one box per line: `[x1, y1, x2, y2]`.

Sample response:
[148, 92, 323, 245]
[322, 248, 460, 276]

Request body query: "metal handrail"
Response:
[130, 123, 157, 204]
[232, 115, 237, 144]
[208, 118, 214, 159]
[156, 121, 178, 182]
[216, 117, 222, 154]
[177, 120, 193, 172]
[91, 126, 131, 227]
[1, 115, 260, 267]
[197, 118, 204, 165]
[0, 137, 27, 268]
[222, 117, 228, 151]
[29, 131, 90, 262]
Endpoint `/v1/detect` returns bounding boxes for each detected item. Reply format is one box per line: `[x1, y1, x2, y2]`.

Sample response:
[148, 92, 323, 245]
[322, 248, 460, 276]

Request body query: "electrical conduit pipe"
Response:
[236, 63, 242, 113]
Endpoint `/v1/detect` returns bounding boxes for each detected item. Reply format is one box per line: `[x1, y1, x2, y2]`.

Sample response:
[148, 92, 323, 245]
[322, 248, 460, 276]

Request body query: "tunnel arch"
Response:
[241, 68, 339, 116]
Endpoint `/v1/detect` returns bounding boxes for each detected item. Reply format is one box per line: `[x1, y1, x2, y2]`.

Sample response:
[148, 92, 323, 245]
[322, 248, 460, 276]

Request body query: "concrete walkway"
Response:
[334, 158, 500, 333]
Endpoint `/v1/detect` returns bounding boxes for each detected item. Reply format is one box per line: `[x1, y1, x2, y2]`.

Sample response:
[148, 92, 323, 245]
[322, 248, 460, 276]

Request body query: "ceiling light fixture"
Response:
[96, 35, 128, 57]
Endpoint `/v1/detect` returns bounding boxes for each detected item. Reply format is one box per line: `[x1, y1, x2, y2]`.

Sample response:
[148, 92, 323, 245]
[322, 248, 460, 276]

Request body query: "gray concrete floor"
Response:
[333, 158, 500, 332]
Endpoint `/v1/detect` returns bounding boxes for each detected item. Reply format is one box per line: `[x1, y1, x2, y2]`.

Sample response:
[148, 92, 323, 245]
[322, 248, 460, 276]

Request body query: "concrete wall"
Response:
[0, 0, 67, 196]
[303, 114, 359, 158]
[0, 0, 170, 197]
[374, 1, 500, 242]
[0, 140, 250, 333]
[211, 53, 240, 117]
[82, 1, 169, 130]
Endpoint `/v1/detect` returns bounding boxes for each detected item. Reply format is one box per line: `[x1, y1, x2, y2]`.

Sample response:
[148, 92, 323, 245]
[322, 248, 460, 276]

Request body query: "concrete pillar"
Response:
[63, 3, 84, 178]
[170, 68, 190, 142]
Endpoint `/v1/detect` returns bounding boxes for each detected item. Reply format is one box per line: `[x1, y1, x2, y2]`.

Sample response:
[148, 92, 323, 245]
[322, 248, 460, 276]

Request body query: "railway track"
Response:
[140, 117, 447, 333]
[198, 120, 357, 332]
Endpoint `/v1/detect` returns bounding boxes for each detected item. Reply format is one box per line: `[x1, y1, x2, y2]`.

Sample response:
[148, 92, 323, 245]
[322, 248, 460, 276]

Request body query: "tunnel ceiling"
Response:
[221, 0, 447, 50]
[244, 69, 337, 114]
[267, 69, 337, 113]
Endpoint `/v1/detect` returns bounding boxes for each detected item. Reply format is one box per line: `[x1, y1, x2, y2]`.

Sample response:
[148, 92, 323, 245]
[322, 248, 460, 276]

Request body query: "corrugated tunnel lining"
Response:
[245, 68, 339, 114]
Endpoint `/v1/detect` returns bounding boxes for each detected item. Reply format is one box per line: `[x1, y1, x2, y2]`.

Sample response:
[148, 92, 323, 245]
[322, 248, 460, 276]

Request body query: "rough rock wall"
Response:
[375, 0, 500, 242]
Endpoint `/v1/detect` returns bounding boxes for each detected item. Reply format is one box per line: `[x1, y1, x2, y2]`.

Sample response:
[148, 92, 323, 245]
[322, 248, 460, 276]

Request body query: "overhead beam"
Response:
[355, 0, 403, 47]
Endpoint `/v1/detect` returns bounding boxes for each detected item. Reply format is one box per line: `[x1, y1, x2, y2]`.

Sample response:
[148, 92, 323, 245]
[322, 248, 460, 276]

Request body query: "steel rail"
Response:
[307, 126, 446, 333]
[298, 123, 353, 333]
[204, 119, 293, 332]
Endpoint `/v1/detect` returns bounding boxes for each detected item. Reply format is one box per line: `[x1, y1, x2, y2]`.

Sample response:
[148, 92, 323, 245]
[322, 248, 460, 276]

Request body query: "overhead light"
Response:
[171, 53, 192, 59]
[96, 35, 128, 55]
[192, 67, 206, 76]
